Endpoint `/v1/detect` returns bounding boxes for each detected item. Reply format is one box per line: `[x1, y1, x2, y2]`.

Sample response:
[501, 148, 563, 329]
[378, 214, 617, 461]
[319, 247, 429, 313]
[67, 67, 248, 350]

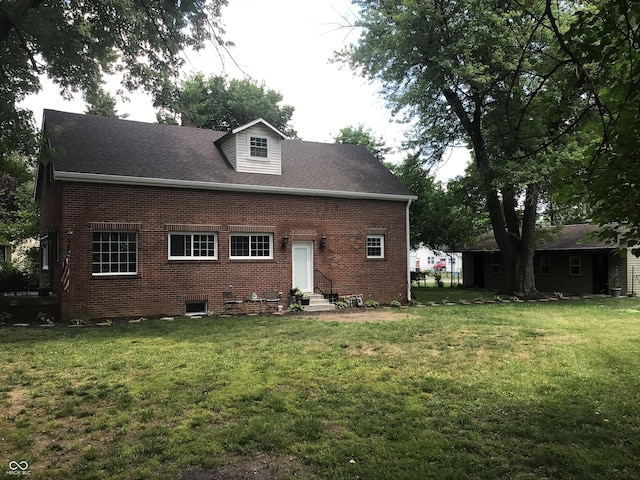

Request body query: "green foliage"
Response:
[288, 303, 304, 312]
[340, 0, 583, 295]
[0, 153, 38, 243]
[542, 1, 640, 251]
[393, 154, 488, 250]
[83, 87, 128, 118]
[1, 0, 228, 157]
[157, 73, 297, 137]
[333, 124, 391, 163]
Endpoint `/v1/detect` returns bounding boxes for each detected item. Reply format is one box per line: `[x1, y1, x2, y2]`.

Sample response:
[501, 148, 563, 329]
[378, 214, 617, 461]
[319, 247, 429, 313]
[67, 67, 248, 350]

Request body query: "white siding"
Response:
[219, 135, 238, 170]
[627, 250, 640, 296]
[234, 125, 282, 175]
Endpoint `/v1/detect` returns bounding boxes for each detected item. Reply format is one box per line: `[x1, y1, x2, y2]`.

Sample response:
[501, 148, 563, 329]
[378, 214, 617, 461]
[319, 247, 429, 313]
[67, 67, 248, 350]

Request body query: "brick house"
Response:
[36, 110, 416, 321]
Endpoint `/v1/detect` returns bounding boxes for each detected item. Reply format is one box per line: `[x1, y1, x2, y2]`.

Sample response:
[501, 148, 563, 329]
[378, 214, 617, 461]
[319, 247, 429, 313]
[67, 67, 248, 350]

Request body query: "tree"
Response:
[0, 152, 37, 243]
[340, 0, 580, 296]
[83, 87, 128, 119]
[540, 0, 640, 252]
[333, 125, 391, 163]
[157, 73, 297, 137]
[393, 154, 488, 251]
[1, 0, 228, 158]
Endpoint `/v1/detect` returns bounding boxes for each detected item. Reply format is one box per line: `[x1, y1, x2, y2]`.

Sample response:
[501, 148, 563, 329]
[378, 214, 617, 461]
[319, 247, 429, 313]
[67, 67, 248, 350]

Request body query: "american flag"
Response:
[61, 249, 70, 292]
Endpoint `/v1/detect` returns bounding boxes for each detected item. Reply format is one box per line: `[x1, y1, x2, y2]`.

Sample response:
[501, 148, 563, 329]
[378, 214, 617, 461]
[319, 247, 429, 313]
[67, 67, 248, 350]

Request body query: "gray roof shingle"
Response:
[461, 224, 617, 252]
[43, 109, 415, 200]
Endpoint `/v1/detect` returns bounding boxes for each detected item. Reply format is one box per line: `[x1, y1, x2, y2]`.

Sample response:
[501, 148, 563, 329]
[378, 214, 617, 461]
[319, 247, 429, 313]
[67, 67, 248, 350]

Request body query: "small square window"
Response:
[366, 235, 385, 258]
[250, 136, 268, 158]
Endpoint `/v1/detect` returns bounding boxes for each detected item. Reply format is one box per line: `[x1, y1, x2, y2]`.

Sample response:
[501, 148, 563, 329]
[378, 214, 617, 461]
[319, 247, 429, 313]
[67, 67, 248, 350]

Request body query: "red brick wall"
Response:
[48, 182, 409, 321]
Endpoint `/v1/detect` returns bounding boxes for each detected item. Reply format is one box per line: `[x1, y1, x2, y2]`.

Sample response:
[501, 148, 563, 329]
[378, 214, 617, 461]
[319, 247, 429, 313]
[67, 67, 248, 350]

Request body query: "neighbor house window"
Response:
[92, 231, 138, 275]
[230, 234, 273, 259]
[366, 235, 385, 258]
[169, 233, 217, 260]
[249, 136, 268, 158]
[569, 256, 581, 276]
[491, 256, 500, 274]
[540, 256, 551, 276]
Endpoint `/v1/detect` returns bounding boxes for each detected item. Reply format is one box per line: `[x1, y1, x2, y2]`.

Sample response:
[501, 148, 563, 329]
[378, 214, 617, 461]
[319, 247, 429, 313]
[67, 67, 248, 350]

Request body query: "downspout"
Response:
[406, 199, 413, 302]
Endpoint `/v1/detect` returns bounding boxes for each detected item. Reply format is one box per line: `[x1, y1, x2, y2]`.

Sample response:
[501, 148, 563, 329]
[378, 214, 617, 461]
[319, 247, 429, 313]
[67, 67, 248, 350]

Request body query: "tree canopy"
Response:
[333, 125, 391, 163]
[540, 0, 640, 252]
[156, 73, 297, 138]
[1, 0, 228, 158]
[341, 0, 580, 296]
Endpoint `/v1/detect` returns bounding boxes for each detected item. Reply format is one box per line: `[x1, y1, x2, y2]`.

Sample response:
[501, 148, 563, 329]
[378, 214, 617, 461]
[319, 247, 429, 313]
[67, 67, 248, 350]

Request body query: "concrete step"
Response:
[303, 294, 336, 312]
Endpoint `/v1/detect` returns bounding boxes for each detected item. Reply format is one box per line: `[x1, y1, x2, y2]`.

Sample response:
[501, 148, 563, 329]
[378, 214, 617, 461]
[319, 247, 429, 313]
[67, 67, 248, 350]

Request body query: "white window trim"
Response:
[366, 235, 385, 259]
[248, 135, 269, 160]
[168, 232, 218, 260]
[229, 233, 273, 260]
[92, 231, 138, 276]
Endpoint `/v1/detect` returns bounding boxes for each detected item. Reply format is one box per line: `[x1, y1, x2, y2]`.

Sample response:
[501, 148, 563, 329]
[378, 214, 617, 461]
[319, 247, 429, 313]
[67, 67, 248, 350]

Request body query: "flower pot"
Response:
[301, 298, 310, 306]
[610, 287, 622, 297]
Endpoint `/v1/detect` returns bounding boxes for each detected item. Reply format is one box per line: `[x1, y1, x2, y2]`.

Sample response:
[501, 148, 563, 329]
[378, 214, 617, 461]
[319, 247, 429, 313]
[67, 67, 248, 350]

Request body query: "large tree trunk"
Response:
[488, 185, 539, 298]
[447, 88, 539, 298]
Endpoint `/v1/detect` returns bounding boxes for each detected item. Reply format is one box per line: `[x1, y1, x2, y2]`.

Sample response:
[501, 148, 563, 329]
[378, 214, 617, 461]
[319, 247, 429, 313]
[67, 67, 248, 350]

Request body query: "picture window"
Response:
[92, 231, 138, 275]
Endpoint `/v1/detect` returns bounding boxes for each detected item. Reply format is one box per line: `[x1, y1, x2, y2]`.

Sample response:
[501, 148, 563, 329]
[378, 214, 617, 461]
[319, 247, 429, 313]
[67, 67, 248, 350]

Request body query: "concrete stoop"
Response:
[303, 294, 336, 312]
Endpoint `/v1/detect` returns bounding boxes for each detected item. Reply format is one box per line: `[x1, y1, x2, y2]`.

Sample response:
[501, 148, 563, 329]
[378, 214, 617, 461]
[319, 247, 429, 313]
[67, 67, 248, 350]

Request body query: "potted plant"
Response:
[300, 293, 310, 306]
[608, 267, 622, 297]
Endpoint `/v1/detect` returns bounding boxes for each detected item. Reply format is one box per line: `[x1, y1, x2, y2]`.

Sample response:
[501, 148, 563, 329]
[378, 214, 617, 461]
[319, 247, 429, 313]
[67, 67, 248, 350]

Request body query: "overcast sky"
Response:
[20, 0, 469, 181]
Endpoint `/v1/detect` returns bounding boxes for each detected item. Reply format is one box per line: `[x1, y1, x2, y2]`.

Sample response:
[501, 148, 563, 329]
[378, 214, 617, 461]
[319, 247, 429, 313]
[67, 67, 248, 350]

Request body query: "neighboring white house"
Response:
[410, 246, 462, 279]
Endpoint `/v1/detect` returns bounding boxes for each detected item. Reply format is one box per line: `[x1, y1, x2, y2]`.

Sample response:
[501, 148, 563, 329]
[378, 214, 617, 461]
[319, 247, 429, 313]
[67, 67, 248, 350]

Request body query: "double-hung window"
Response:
[366, 235, 385, 259]
[569, 256, 582, 276]
[540, 256, 551, 276]
[230, 233, 273, 259]
[490, 256, 500, 274]
[249, 136, 268, 158]
[92, 231, 138, 275]
[169, 233, 217, 260]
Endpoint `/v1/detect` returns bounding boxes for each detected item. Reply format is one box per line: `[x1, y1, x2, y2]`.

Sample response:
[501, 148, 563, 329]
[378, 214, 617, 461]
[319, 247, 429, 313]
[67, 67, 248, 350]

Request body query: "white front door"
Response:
[292, 241, 313, 293]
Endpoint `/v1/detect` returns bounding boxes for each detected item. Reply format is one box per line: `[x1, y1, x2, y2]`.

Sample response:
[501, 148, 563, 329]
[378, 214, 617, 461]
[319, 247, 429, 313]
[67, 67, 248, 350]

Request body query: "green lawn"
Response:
[2, 298, 640, 479]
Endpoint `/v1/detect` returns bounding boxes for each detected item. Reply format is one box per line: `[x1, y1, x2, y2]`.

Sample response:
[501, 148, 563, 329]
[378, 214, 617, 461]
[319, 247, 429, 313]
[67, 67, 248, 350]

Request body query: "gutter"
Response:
[406, 198, 413, 302]
[54, 171, 418, 203]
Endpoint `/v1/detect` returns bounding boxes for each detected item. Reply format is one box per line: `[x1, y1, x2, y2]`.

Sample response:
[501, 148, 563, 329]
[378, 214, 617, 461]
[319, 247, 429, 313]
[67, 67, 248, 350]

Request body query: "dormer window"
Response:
[250, 136, 268, 158]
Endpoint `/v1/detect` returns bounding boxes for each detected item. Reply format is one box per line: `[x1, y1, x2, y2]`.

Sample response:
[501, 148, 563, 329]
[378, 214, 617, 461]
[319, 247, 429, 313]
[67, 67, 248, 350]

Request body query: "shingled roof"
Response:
[41, 110, 416, 201]
[461, 224, 617, 252]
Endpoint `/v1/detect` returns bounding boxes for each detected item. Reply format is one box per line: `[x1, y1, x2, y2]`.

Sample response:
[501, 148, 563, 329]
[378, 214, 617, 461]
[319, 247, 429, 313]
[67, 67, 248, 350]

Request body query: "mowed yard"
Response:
[1, 297, 640, 479]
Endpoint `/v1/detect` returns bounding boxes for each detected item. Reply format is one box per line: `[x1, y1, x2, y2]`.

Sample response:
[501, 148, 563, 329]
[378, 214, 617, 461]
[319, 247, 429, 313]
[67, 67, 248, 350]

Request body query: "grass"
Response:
[2, 297, 640, 479]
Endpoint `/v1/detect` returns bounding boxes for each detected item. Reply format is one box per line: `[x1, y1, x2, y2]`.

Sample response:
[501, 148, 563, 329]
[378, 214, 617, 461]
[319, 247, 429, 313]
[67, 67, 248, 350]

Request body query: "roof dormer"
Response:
[215, 118, 287, 175]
